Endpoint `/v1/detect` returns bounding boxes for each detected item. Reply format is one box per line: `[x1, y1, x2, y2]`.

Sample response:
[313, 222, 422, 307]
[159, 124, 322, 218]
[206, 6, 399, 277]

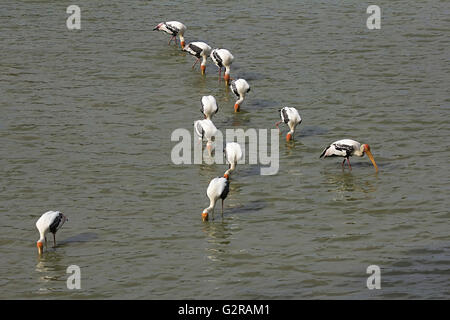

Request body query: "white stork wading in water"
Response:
[183, 41, 212, 75]
[202, 177, 230, 222]
[275, 107, 302, 141]
[230, 79, 250, 112]
[200, 95, 218, 120]
[320, 139, 379, 172]
[194, 119, 218, 156]
[223, 142, 243, 179]
[153, 21, 187, 48]
[36, 211, 68, 255]
[210, 48, 234, 85]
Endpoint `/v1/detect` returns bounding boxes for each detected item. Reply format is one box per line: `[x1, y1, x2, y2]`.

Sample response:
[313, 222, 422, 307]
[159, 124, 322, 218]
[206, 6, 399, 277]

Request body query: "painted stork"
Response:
[36, 210, 68, 255]
[275, 107, 302, 141]
[153, 21, 187, 48]
[210, 48, 234, 85]
[183, 41, 212, 74]
[200, 95, 218, 120]
[223, 142, 243, 179]
[194, 119, 218, 156]
[202, 177, 230, 222]
[320, 139, 379, 172]
[230, 79, 250, 112]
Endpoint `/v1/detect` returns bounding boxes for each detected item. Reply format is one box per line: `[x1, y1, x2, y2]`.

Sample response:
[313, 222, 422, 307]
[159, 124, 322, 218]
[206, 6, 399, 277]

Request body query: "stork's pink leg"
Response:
[168, 36, 174, 45]
[342, 158, 346, 169]
[275, 121, 282, 134]
[192, 58, 200, 69]
[221, 199, 224, 219]
[218, 67, 222, 82]
[53, 233, 56, 247]
[347, 158, 352, 170]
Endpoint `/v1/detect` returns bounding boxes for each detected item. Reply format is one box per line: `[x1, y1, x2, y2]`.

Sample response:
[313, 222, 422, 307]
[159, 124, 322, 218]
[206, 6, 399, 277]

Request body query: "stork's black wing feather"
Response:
[220, 180, 230, 200]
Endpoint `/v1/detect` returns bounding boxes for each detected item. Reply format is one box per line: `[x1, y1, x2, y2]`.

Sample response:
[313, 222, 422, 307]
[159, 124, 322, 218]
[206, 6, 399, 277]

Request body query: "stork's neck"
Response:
[354, 146, 365, 157]
[204, 198, 216, 213]
[38, 232, 45, 243]
[236, 95, 244, 106]
[225, 66, 231, 75]
[201, 55, 207, 66]
[224, 162, 236, 177]
[288, 123, 296, 135]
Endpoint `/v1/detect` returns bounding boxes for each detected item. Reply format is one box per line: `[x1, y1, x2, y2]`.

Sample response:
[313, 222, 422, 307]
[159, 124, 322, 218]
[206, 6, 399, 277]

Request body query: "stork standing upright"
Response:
[200, 95, 218, 120]
[275, 107, 302, 141]
[153, 21, 187, 48]
[210, 48, 234, 85]
[202, 177, 230, 222]
[230, 79, 250, 112]
[36, 210, 68, 255]
[183, 41, 212, 74]
[320, 139, 379, 172]
[223, 142, 243, 179]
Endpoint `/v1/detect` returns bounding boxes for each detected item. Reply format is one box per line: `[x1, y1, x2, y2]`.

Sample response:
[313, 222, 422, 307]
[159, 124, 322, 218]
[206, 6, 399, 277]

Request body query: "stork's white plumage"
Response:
[200, 95, 218, 120]
[230, 79, 250, 112]
[202, 177, 230, 221]
[183, 41, 212, 74]
[276, 107, 302, 141]
[153, 21, 187, 48]
[210, 48, 234, 85]
[320, 139, 379, 172]
[194, 119, 218, 156]
[36, 210, 68, 254]
[223, 142, 243, 179]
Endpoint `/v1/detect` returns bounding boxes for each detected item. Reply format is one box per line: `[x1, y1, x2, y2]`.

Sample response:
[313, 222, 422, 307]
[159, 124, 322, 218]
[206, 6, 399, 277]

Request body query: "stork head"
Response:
[362, 144, 379, 172]
[201, 65, 206, 75]
[153, 23, 163, 31]
[286, 133, 293, 141]
[223, 173, 230, 180]
[37, 240, 44, 255]
[234, 103, 240, 112]
[179, 35, 186, 49]
[202, 211, 209, 222]
[224, 73, 231, 86]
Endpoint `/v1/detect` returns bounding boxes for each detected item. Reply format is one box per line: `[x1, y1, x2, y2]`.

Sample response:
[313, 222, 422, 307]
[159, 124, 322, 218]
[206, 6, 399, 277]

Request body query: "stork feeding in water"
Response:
[210, 48, 234, 85]
[194, 119, 218, 157]
[202, 177, 230, 222]
[153, 21, 187, 48]
[275, 107, 302, 141]
[200, 95, 218, 120]
[230, 79, 250, 112]
[223, 142, 243, 180]
[320, 139, 379, 172]
[183, 41, 212, 75]
[36, 210, 68, 255]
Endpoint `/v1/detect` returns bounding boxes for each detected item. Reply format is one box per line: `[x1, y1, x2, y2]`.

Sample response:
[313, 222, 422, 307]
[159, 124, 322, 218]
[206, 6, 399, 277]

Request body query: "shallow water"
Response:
[0, 0, 449, 299]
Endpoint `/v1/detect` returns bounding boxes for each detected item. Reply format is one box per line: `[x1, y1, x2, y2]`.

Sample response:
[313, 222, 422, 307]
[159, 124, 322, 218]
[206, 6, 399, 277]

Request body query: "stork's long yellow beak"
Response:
[366, 150, 379, 172]
[37, 242, 43, 255]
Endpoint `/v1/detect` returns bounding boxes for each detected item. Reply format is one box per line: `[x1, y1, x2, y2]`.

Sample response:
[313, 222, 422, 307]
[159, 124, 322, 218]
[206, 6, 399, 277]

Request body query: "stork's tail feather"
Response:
[320, 146, 329, 158]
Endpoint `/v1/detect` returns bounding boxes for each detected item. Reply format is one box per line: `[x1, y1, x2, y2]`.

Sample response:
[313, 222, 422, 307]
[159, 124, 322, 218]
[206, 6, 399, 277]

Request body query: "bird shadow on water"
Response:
[224, 200, 267, 216]
[322, 168, 378, 196]
[58, 232, 98, 245]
